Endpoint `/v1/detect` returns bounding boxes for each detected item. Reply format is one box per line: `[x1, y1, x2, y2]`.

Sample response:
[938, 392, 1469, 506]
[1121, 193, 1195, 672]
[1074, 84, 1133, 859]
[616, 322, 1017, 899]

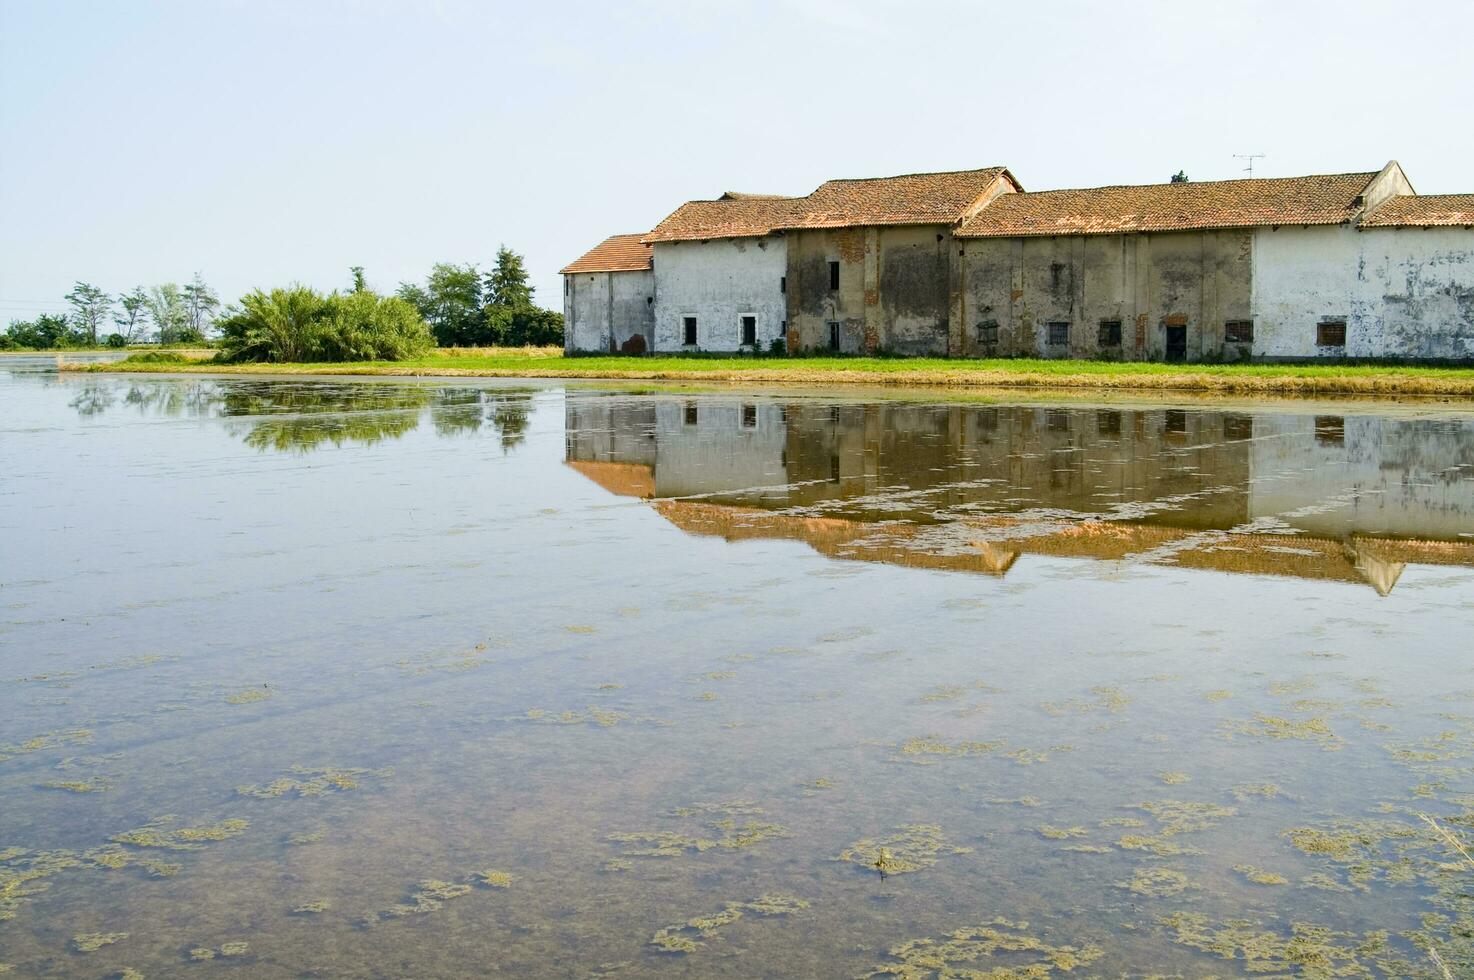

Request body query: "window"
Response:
[1165, 410, 1187, 435]
[1097, 410, 1121, 436]
[684, 402, 698, 426]
[564, 278, 570, 296]
[827, 321, 841, 351]
[780, 276, 786, 294]
[1315, 415, 1344, 446]
[1317, 320, 1347, 347]
[741, 404, 757, 428]
[828, 261, 840, 291]
[976, 320, 999, 345]
[1047, 322, 1070, 346]
[740, 315, 756, 347]
[1225, 320, 1254, 344]
[1223, 415, 1254, 441]
[683, 316, 697, 346]
[1098, 320, 1122, 346]
[1047, 410, 1071, 433]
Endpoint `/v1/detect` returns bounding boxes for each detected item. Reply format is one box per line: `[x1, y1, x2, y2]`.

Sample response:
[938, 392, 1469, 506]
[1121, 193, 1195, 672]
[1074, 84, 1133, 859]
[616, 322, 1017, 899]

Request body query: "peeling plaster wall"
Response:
[1252, 225, 1474, 360]
[563, 269, 655, 353]
[651, 238, 787, 352]
[959, 231, 1252, 360]
[786, 224, 953, 355]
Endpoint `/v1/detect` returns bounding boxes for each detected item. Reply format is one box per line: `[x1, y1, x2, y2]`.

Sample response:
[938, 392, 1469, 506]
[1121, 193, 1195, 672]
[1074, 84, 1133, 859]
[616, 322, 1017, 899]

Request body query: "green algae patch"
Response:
[861, 918, 1104, 977]
[0, 727, 92, 762]
[1160, 912, 1388, 975]
[292, 901, 330, 914]
[1234, 864, 1290, 885]
[1037, 825, 1088, 840]
[513, 706, 666, 728]
[1232, 783, 1284, 800]
[1222, 713, 1342, 750]
[1115, 800, 1236, 856]
[1204, 689, 1234, 702]
[1117, 867, 1194, 897]
[224, 687, 272, 705]
[189, 941, 250, 960]
[609, 802, 791, 858]
[650, 894, 808, 954]
[1157, 771, 1191, 785]
[895, 735, 1003, 764]
[111, 816, 248, 850]
[839, 824, 972, 876]
[39, 777, 110, 793]
[72, 932, 128, 952]
[474, 870, 513, 888]
[990, 796, 1044, 807]
[236, 765, 392, 798]
[381, 879, 473, 919]
[2, 847, 87, 921]
[1041, 685, 1131, 716]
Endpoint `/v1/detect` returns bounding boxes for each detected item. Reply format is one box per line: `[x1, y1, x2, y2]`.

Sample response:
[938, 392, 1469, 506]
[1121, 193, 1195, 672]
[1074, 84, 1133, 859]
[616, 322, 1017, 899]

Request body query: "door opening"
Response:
[1165, 325, 1187, 363]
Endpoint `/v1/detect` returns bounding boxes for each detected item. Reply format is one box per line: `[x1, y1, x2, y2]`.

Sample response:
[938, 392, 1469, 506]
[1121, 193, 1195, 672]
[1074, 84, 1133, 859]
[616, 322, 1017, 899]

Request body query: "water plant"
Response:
[236, 765, 391, 798]
[650, 895, 808, 954]
[72, 932, 128, 952]
[861, 918, 1103, 977]
[839, 824, 972, 875]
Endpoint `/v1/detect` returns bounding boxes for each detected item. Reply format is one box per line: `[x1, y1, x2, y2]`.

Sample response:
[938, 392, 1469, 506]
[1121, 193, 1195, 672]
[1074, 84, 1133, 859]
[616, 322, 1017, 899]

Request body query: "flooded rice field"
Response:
[4, 367, 1474, 978]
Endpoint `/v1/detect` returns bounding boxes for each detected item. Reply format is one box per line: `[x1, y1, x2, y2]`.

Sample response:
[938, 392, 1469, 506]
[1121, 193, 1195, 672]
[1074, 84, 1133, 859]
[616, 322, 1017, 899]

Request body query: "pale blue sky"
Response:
[3, 0, 1471, 321]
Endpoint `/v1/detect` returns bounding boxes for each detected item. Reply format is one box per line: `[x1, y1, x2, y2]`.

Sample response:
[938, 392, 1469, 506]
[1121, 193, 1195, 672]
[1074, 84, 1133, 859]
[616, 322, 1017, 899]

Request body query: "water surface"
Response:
[4, 369, 1474, 977]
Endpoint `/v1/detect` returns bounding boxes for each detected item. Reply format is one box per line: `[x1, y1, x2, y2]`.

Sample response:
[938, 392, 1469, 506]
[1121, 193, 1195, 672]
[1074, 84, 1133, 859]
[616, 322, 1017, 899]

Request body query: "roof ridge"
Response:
[817, 166, 1007, 185]
[1006, 171, 1379, 197]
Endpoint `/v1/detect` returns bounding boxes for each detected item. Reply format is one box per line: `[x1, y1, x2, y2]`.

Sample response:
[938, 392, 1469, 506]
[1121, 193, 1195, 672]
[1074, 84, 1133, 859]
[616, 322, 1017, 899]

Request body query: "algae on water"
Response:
[839, 824, 972, 875]
[861, 919, 1104, 977]
[650, 895, 808, 954]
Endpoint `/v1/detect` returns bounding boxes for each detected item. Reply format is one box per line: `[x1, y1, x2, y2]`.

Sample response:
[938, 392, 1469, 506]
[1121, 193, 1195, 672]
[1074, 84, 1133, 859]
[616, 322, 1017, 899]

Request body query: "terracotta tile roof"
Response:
[560, 233, 653, 274]
[786, 167, 1019, 229]
[956, 171, 1379, 238]
[718, 192, 794, 201]
[644, 167, 1020, 243]
[1359, 194, 1474, 228]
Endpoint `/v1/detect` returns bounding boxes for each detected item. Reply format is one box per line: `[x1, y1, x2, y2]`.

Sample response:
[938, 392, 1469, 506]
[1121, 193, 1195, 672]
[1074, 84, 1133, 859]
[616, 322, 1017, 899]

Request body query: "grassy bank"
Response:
[66, 347, 1474, 397]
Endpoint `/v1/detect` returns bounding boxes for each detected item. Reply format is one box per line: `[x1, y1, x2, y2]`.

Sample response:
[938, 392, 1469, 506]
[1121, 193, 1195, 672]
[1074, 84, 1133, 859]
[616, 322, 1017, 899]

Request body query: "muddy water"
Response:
[4, 371, 1474, 978]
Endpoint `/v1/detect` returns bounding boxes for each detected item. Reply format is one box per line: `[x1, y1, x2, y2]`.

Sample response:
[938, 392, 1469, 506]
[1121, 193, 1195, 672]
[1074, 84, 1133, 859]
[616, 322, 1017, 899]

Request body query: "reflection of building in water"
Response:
[566, 398, 1474, 593]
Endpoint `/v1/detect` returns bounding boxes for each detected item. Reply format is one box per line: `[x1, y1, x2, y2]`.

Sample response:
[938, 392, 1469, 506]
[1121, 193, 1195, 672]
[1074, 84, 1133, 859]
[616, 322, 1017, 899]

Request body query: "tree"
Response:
[485, 246, 533, 309]
[114, 287, 148, 344]
[6, 313, 78, 349]
[216, 285, 433, 363]
[397, 263, 486, 346]
[183, 273, 220, 339]
[146, 283, 191, 344]
[1171, 170, 1190, 184]
[65, 282, 112, 346]
[350, 266, 367, 293]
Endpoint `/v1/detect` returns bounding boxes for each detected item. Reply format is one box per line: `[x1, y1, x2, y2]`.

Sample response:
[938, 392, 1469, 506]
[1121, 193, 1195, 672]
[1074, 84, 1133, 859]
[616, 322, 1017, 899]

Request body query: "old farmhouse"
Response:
[562, 161, 1474, 362]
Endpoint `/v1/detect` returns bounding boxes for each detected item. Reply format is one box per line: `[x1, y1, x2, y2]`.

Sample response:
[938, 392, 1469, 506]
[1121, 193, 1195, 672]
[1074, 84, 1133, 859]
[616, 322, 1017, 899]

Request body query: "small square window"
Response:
[1317, 320, 1346, 347]
[1047, 322, 1070, 346]
[780, 276, 786, 294]
[827, 321, 841, 351]
[684, 402, 698, 426]
[1315, 415, 1344, 446]
[1097, 410, 1121, 435]
[828, 261, 840, 291]
[976, 320, 999, 344]
[1225, 320, 1254, 344]
[1098, 320, 1122, 346]
[740, 315, 756, 347]
[741, 404, 757, 428]
[1223, 414, 1253, 441]
[683, 316, 697, 346]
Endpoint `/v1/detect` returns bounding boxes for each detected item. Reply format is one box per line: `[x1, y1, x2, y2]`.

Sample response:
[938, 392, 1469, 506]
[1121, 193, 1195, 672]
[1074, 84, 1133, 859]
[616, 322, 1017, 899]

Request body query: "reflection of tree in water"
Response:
[67, 379, 534, 454]
[431, 389, 532, 451]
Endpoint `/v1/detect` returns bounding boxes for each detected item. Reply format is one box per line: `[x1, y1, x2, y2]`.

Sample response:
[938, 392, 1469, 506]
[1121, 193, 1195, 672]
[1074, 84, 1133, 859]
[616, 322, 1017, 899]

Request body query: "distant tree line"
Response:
[2, 246, 563, 360]
[0, 274, 220, 350]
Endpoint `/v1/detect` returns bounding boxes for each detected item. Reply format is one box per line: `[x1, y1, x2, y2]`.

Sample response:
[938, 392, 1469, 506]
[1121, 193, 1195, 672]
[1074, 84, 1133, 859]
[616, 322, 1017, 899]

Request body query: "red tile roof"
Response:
[560, 234, 653, 274]
[644, 167, 1020, 243]
[956, 172, 1379, 238]
[1359, 194, 1474, 228]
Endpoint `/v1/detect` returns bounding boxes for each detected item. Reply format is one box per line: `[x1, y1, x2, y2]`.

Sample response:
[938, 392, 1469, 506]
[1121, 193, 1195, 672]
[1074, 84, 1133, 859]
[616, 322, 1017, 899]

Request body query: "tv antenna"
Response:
[1234, 154, 1265, 178]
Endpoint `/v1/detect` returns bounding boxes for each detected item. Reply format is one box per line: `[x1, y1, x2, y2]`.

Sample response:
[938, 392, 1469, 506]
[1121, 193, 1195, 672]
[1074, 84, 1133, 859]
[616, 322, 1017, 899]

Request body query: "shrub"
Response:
[104, 333, 128, 348]
[216, 286, 434, 363]
[120, 351, 192, 364]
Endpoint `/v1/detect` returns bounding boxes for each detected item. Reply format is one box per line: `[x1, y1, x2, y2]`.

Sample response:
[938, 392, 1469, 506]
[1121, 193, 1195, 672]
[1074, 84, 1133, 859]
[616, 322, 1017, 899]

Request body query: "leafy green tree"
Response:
[6, 313, 79, 348]
[183, 273, 220, 339]
[350, 266, 367, 293]
[146, 284, 192, 343]
[1171, 170, 1190, 184]
[397, 263, 486, 346]
[486, 246, 533, 309]
[217, 285, 433, 363]
[65, 282, 112, 346]
[114, 287, 148, 343]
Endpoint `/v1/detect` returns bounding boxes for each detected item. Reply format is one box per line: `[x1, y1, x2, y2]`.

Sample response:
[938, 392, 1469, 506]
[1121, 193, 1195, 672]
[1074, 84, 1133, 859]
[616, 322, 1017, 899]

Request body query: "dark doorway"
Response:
[1165, 325, 1187, 363]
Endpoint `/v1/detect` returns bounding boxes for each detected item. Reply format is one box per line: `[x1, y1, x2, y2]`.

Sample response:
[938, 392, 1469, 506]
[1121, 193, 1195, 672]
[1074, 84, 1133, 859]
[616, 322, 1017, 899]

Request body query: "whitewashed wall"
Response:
[1252, 225, 1474, 359]
[652, 237, 787, 352]
[564, 269, 655, 353]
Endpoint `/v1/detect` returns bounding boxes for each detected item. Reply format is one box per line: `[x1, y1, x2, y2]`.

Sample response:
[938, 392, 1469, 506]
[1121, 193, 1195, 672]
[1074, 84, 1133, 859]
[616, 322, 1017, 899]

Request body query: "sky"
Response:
[2, 0, 1472, 322]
